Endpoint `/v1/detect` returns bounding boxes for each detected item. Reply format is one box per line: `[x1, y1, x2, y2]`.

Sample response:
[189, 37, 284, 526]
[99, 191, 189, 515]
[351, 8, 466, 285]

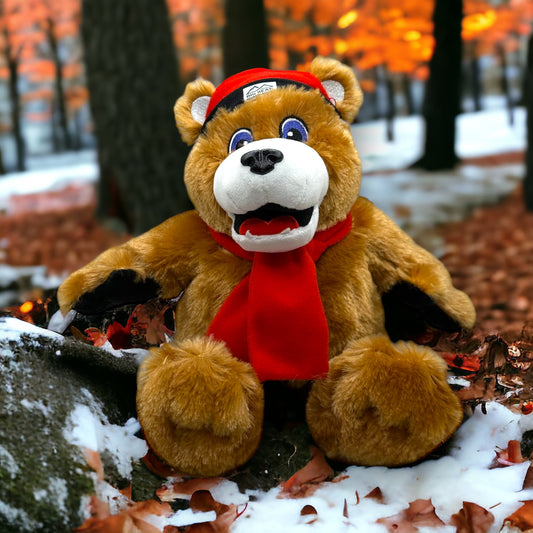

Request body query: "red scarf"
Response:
[207, 215, 352, 381]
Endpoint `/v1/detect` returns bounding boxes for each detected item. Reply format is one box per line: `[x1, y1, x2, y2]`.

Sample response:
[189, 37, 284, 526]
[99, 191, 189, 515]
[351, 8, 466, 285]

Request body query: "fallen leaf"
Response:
[523, 464, 533, 489]
[365, 487, 385, 503]
[186, 490, 239, 533]
[300, 504, 317, 516]
[128, 302, 175, 346]
[331, 474, 349, 483]
[441, 352, 480, 375]
[343, 499, 349, 518]
[503, 500, 533, 531]
[74, 499, 172, 533]
[83, 448, 104, 482]
[300, 504, 318, 524]
[143, 449, 185, 478]
[450, 501, 495, 533]
[156, 478, 224, 502]
[377, 499, 444, 532]
[105, 321, 133, 349]
[280, 446, 333, 498]
[85, 327, 109, 347]
[87, 494, 111, 521]
[490, 440, 525, 468]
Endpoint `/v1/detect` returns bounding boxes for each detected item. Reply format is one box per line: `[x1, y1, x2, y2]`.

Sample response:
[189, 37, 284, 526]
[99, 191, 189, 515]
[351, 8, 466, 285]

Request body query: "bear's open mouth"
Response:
[234, 203, 314, 236]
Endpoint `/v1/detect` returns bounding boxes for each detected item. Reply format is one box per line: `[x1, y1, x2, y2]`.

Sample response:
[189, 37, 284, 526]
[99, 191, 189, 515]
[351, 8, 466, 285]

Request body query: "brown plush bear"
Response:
[58, 57, 475, 477]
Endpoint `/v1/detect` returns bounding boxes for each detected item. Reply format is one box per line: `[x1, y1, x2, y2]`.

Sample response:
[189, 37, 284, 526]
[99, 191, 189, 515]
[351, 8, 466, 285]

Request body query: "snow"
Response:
[352, 107, 525, 253]
[353, 107, 525, 173]
[0, 149, 97, 212]
[64, 403, 147, 479]
[220, 403, 533, 533]
[0, 316, 64, 342]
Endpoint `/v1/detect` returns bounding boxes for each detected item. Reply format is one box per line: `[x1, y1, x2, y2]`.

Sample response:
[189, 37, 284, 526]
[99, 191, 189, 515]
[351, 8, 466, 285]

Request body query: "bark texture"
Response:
[81, 0, 191, 234]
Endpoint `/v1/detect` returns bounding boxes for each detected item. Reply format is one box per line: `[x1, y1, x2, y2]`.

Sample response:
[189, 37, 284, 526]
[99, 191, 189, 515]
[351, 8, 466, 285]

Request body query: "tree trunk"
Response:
[402, 74, 415, 116]
[7, 46, 25, 172]
[497, 43, 514, 126]
[1, 15, 25, 173]
[81, 0, 191, 235]
[524, 35, 533, 211]
[470, 46, 482, 112]
[46, 17, 73, 151]
[223, 0, 269, 77]
[415, 0, 463, 171]
[384, 68, 395, 142]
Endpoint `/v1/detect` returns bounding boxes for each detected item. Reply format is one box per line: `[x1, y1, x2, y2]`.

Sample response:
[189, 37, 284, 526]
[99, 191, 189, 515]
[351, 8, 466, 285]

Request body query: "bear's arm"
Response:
[57, 210, 209, 315]
[352, 197, 475, 340]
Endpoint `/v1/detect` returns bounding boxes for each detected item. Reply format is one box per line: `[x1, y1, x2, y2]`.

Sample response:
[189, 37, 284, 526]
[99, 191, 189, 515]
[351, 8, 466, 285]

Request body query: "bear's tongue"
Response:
[239, 216, 299, 236]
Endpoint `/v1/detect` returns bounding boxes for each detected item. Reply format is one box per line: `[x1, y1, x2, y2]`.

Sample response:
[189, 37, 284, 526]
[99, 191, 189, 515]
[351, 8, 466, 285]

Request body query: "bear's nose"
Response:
[240, 149, 284, 175]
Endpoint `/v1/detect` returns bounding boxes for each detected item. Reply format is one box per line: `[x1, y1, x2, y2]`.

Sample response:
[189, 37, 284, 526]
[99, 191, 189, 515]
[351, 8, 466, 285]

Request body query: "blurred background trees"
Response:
[0, 0, 532, 228]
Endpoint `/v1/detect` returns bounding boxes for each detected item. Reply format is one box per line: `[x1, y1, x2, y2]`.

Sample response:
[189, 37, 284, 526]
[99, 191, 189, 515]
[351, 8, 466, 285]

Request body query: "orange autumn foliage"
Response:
[0, 0, 85, 124]
[263, 0, 533, 86]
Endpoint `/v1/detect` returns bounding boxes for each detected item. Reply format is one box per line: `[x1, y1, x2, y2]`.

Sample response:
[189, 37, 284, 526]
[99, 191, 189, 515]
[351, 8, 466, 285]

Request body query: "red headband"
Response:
[204, 68, 333, 125]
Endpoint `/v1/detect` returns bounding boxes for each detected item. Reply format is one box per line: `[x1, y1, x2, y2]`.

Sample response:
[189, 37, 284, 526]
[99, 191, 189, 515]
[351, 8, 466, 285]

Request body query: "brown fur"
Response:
[58, 58, 475, 476]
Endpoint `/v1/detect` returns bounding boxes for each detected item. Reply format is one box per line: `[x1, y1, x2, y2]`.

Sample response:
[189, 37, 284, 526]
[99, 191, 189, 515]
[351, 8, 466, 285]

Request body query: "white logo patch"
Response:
[243, 81, 277, 102]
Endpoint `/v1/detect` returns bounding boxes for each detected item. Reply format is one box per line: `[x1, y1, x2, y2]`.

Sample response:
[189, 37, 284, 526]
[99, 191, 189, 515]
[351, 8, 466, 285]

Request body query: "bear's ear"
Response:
[309, 57, 363, 124]
[174, 78, 216, 145]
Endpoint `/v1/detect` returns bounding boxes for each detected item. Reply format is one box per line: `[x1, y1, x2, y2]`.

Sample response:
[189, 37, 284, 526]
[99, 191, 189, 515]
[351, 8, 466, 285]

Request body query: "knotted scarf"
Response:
[207, 215, 352, 381]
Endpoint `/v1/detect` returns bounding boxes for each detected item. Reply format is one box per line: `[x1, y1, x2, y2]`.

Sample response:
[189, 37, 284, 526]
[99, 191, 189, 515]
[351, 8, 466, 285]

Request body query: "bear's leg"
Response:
[137, 336, 264, 477]
[306, 334, 462, 467]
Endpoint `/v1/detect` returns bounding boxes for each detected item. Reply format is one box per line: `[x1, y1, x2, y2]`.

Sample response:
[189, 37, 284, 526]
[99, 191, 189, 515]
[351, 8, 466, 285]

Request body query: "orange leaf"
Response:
[187, 490, 238, 533]
[75, 499, 172, 533]
[441, 352, 480, 375]
[523, 464, 533, 489]
[491, 440, 525, 468]
[87, 495, 111, 521]
[503, 500, 533, 531]
[73, 513, 130, 532]
[156, 478, 223, 502]
[450, 501, 495, 533]
[365, 487, 385, 503]
[377, 499, 444, 532]
[83, 448, 104, 482]
[85, 327, 109, 347]
[300, 504, 317, 516]
[142, 450, 184, 478]
[280, 446, 333, 498]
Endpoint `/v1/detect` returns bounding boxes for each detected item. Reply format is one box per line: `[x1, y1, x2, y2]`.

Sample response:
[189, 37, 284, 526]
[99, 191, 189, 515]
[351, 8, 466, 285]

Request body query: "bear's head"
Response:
[174, 57, 363, 253]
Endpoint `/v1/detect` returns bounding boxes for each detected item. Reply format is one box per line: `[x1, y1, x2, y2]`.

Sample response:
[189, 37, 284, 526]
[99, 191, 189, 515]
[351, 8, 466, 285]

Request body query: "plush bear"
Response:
[58, 57, 475, 477]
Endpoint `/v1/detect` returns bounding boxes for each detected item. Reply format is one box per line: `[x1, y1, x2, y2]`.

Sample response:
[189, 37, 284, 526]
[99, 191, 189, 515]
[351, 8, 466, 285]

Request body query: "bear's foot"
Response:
[137, 337, 264, 477]
[306, 335, 462, 467]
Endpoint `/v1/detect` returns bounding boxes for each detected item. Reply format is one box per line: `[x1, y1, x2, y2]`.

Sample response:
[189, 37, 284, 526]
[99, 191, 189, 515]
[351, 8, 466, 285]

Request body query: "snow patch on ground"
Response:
[64, 402, 147, 479]
[225, 403, 533, 533]
[0, 149, 97, 212]
[352, 107, 525, 173]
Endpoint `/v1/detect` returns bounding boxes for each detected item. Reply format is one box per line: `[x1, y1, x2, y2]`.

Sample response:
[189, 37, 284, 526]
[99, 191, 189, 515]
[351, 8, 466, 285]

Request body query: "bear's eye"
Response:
[280, 117, 308, 142]
[228, 128, 253, 153]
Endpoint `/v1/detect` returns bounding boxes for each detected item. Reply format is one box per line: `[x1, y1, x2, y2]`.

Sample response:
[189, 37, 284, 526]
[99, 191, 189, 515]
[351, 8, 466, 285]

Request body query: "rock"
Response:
[0, 318, 143, 532]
